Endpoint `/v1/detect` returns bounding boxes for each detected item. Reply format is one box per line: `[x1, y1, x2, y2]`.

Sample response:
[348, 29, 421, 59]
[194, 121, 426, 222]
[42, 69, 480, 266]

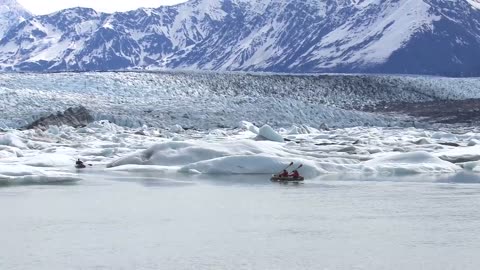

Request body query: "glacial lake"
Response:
[1, 172, 480, 270]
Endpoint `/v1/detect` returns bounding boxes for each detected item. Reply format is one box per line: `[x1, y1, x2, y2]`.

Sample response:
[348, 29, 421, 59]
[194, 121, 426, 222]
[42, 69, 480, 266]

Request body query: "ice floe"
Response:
[257, 125, 284, 142]
[0, 164, 81, 186]
[436, 146, 480, 163]
[179, 155, 320, 177]
[23, 153, 75, 167]
[0, 133, 27, 149]
[1, 120, 480, 186]
[107, 139, 287, 168]
[364, 151, 461, 176]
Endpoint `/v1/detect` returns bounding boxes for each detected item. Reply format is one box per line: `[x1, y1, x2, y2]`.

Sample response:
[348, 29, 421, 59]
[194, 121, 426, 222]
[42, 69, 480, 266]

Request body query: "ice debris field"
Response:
[2, 119, 480, 186]
[2, 72, 480, 129]
[2, 71, 480, 186]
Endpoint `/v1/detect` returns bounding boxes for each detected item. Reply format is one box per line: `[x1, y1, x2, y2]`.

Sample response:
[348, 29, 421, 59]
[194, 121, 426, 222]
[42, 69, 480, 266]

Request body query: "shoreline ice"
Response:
[2, 72, 480, 185]
[2, 120, 480, 186]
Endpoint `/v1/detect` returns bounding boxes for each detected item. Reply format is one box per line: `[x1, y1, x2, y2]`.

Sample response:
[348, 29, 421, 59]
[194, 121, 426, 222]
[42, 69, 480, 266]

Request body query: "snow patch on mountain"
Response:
[467, 0, 480, 9]
[307, 0, 440, 68]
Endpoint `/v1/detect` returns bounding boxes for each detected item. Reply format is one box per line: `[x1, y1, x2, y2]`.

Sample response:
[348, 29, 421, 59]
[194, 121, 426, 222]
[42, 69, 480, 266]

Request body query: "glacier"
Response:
[2, 71, 480, 130]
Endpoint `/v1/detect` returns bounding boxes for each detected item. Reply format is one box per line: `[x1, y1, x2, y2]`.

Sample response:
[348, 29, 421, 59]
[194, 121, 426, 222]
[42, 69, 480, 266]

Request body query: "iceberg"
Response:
[364, 151, 461, 175]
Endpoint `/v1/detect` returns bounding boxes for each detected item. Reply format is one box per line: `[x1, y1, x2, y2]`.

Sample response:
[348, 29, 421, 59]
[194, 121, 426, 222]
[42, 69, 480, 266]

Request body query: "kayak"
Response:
[270, 175, 304, 182]
[75, 164, 86, 169]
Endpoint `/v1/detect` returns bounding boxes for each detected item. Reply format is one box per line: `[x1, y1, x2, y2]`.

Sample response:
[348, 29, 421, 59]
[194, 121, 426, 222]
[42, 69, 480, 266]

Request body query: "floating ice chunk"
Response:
[287, 126, 303, 135]
[170, 124, 185, 133]
[77, 127, 96, 134]
[47, 126, 61, 135]
[436, 146, 480, 163]
[179, 155, 320, 177]
[0, 164, 45, 176]
[208, 129, 228, 137]
[287, 125, 320, 135]
[0, 145, 23, 157]
[257, 125, 284, 142]
[171, 124, 184, 133]
[301, 125, 319, 134]
[461, 161, 480, 172]
[0, 164, 81, 185]
[106, 141, 225, 167]
[313, 134, 334, 140]
[0, 150, 17, 159]
[87, 120, 124, 133]
[239, 121, 259, 134]
[0, 133, 27, 149]
[366, 147, 383, 154]
[467, 139, 480, 146]
[431, 132, 458, 141]
[107, 140, 286, 168]
[0, 163, 78, 175]
[414, 138, 431, 145]
[364, 151, 460, 175]
[24, 153, 74, 167]
[338, 146, 357, 153]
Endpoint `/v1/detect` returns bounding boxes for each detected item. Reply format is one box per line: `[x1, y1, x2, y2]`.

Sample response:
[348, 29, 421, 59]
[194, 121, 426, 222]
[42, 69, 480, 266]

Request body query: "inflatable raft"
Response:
[270, 175, 304, 182]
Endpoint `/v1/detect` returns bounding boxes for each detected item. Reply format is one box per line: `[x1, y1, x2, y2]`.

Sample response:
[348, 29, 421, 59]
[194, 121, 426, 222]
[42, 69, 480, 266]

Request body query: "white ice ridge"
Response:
[3, 120, 480, 186]
[2, 72, 480, 129]
[0, 164, 81, 186]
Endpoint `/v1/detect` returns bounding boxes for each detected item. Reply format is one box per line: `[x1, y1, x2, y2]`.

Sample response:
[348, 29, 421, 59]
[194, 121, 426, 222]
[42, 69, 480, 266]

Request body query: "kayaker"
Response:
[279, 169, 289, 177]
[76, 159, 85, 166]
[290, 169, 300, 178]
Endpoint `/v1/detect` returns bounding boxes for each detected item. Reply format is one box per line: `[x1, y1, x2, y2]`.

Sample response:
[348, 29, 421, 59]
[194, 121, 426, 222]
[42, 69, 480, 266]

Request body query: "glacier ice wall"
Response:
[1, 72, 480, 130]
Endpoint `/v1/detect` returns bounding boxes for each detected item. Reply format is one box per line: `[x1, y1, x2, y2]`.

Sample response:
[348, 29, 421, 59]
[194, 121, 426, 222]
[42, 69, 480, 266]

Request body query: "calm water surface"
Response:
[1, 172, 480, 270]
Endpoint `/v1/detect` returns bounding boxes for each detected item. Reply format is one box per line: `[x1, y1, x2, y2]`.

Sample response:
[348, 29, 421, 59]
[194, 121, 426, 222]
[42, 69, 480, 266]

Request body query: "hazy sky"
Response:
[17, 0, 188, 15]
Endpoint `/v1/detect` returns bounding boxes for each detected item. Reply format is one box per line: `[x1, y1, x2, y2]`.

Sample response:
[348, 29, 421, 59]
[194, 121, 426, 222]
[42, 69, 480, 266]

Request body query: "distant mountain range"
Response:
[1, 0, 480, 76]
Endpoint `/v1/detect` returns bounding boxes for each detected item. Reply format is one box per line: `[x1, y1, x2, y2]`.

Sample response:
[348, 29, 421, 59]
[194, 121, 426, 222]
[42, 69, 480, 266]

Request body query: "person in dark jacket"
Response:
[76, 159, 85, 167]
[290, 170, 300, 178]
[279, 169, 289, 177]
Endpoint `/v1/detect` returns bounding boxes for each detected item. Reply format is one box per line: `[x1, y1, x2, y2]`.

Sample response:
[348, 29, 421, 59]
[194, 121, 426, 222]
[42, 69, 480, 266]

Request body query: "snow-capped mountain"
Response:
[0, 0, 31, 39]
[1, 0, 480, 75]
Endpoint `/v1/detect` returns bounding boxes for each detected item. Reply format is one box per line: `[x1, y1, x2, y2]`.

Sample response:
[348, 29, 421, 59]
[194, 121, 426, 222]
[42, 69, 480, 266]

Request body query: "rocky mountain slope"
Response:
[0, 0, 479, 75]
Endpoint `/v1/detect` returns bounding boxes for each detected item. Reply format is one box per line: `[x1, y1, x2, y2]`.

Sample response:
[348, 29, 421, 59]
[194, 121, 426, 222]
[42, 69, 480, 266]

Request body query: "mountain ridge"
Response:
[1, 0, 480, 76]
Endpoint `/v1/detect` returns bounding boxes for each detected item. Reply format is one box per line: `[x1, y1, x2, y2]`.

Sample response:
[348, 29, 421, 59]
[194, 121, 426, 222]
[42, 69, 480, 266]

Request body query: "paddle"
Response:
[290, 164, 303, 179]
[277, 162, 294, 175]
